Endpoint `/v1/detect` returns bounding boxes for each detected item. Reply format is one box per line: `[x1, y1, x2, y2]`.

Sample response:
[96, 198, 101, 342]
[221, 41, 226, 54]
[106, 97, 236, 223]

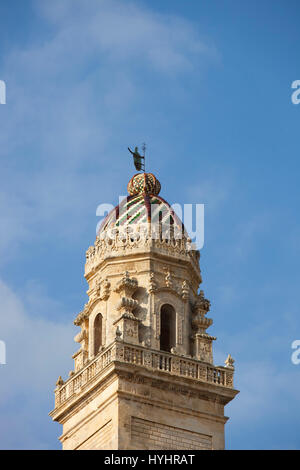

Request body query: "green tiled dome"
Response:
[98, 173, 184, 236]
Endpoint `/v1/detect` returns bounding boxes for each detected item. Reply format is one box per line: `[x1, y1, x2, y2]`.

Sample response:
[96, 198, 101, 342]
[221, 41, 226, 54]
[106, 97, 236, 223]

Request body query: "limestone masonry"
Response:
[49, 172, 239, 450]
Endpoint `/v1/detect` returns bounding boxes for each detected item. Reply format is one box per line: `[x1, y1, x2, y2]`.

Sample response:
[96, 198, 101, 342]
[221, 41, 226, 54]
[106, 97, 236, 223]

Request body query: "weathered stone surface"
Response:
[50, 173, 238, 450]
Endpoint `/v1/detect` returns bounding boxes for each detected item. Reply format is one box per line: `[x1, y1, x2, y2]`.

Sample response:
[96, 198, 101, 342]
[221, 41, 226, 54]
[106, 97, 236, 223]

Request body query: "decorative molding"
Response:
[101, 278, 111, 301]
[192, 290, 213, 334]
[181, 280, 189, 302]
[225, 354, 235, 369]
[114, 271, 138, 297]
[191, 290, 215, 364]
[164, 268, 173, 289]
[52, 340, 236, 412]
[85, 234, 201, 282]
[177, 318, 184, 345]
[148, 272, 157, 293]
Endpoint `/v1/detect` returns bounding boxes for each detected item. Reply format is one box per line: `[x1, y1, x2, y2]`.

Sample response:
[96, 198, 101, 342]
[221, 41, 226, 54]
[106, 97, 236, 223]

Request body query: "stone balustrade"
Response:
[54, 341, 234, 408]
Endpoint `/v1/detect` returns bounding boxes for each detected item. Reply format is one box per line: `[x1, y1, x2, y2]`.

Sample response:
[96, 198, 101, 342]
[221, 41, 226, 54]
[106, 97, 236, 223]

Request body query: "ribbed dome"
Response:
[98, 173, 184, 237]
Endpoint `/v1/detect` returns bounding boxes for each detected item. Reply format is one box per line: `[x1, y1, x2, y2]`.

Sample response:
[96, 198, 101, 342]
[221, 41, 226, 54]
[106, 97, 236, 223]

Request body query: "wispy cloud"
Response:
[0, 278, 75, 449]
[0, 0, 215, 267]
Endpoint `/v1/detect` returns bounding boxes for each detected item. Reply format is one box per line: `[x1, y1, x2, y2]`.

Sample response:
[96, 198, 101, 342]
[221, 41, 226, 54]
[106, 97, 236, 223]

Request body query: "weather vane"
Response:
[128, 144, 146, 172]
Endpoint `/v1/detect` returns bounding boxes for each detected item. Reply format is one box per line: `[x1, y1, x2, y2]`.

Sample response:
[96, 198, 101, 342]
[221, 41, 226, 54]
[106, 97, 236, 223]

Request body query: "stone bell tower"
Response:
[50, 172, 238, 450]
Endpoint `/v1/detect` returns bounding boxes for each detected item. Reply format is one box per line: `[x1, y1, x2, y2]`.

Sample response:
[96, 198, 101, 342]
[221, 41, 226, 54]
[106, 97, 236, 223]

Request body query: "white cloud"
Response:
[35, 0, 214, 72]
[0, 278, 76, 449]
[0, 0, 215, 266]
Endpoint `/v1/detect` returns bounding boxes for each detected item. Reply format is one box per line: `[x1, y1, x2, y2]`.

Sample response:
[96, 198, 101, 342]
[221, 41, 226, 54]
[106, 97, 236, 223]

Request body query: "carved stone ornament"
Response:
[56, 376, 64, 388]
[194, 290, 210, 314]
[115, 325, 122, 340]
[165, 268, 173, 289]
[115, 271, 138, 297]
[148, 272, 157, 293]
[74, 329, 87, 344]
[101, 278, 111, 300]
[192, 290, 213, 334]
[181, 280, 189, 301]
[117, 297, 138, 315]
[74, 304, 89, 326]
[225, 354, 235, 369]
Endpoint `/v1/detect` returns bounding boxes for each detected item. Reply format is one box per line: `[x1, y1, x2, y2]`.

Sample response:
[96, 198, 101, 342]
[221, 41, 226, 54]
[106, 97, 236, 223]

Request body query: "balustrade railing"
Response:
[55, 341, 234, 408]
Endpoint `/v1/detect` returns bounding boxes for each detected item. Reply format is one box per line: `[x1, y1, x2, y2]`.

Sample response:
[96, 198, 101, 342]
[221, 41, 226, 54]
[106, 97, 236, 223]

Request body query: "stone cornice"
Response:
[50, 340, 238, 422]
[85, 236, 201, 282]
[50, 358, 238, 425]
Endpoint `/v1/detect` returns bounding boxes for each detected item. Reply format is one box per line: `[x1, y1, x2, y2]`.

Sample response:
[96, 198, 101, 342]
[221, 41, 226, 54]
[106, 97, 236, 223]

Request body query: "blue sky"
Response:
[0, 0, 299, 449]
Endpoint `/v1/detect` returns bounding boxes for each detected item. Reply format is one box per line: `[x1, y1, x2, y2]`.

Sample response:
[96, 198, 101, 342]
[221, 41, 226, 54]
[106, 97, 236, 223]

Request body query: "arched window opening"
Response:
[160, 304, 176, 352]
[94, 313, 103, 356]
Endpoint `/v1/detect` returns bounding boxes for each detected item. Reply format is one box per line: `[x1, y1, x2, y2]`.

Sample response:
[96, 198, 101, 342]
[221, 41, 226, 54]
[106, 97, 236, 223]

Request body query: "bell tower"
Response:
[50, 172, 238, 450]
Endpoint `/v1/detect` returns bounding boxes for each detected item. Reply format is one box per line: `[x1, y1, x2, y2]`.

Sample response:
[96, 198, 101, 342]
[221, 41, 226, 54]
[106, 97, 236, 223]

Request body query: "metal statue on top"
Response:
[128, 144, 146, 172]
